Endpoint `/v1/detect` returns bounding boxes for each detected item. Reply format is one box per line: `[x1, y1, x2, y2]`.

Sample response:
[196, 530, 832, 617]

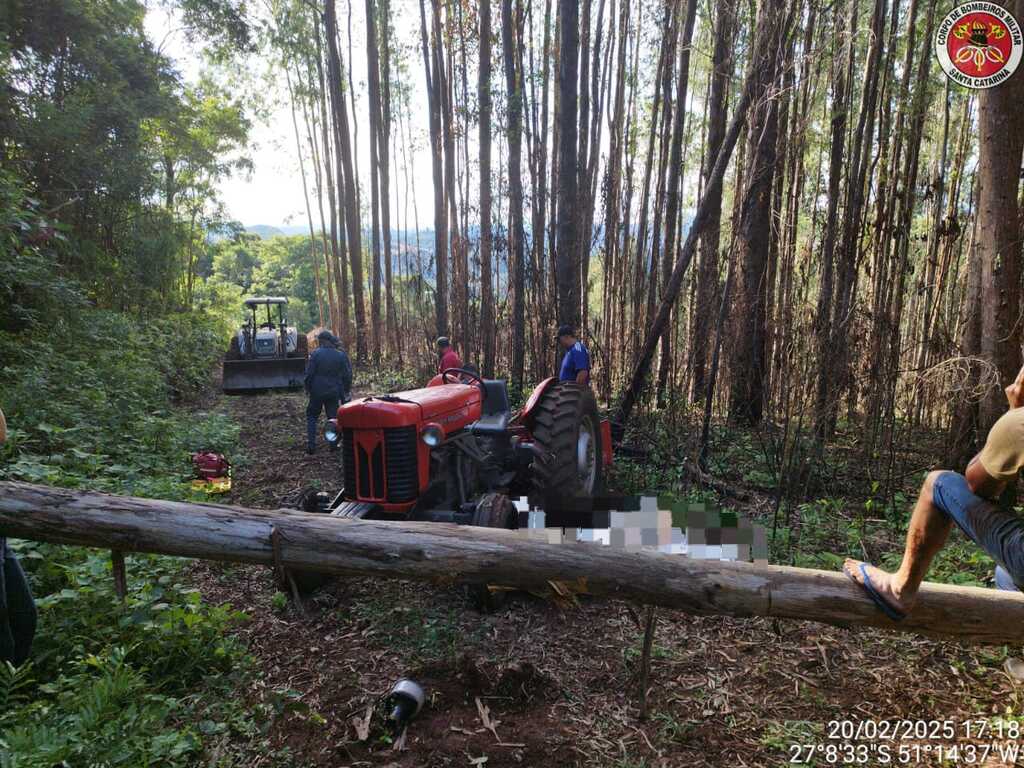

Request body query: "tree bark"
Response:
[727, 0, 788, 426]
[949, 0, 1024, 463]
[655, 0, 698, 407]
[3, 481, 1024, 645]
[504, 0, 527, 396]
[365, 0, 384, 362]
[325, 0, 368, 361]
[420, 0, 449, 339]
[555, 0, 580, 327]
[479, 0, 496, 379]
[617, 0, 790, 427]
[689, 0, 735, 404]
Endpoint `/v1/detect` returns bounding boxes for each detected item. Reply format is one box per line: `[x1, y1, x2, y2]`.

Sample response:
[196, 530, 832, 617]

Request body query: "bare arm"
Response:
[575, 369, 590, 386]
[966, 454, 1005, 500]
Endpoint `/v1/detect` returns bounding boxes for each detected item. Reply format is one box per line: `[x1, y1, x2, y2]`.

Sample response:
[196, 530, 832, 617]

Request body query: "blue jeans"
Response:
[306, 394, 339, 450]
[932, 471, 1024, 591]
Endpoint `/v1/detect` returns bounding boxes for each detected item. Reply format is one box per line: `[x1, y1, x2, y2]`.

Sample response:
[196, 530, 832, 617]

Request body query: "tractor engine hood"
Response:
[337, 383, 482, 432]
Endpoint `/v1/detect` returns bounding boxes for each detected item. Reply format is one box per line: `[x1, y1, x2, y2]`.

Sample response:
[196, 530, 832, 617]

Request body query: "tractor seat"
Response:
[481, 380, 510, 416]
[471, 411, 509, 437]
[471, 380, 511, 437]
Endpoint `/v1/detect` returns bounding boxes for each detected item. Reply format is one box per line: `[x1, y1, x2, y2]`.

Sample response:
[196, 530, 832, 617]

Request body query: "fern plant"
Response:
[0, 662, 33, 727]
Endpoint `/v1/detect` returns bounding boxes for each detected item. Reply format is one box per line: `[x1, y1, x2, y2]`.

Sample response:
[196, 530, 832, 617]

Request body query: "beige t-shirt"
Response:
[978, 408, 1024, 481]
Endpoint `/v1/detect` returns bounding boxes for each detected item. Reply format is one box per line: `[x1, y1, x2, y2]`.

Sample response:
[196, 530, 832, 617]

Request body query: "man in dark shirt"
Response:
[437, 336, 463, 374]
[557, 325, 591, 385]
[304, 330, 353, 454]
[0, 408, 36, 666]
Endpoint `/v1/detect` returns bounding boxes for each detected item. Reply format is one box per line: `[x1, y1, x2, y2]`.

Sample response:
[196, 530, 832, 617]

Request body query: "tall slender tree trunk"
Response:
[812, 0, 853, 439]
[504, 0, 527, 396]
[949, 0, 1024, 464]
[690, 0, 735, 403]
[479, 0, 496, 378]
[285, 66, 325, 328]
[420, 0, 448, 338]
[617, 0, 789, 427]
[365, 0, 384, 362]
[655, 0, 698, 407]
[555, 0, 580, 327]
[727, 0, 788, 426]
[325, 0, 367, 360]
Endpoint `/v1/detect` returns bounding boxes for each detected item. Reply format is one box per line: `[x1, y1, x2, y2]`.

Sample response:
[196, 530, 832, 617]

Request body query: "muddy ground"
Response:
[192, 382, 1024, 767]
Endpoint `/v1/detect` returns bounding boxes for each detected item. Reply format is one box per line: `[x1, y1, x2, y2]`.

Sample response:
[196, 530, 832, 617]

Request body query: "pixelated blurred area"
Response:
[511, 494, 768, 564]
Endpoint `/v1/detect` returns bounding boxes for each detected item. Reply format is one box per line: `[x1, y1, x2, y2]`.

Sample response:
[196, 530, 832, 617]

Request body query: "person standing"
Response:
[436, 336, 463, 374]
[0, 407, 36, 666]
[557, 325, 591, 386]
[304, 331, 352, 454]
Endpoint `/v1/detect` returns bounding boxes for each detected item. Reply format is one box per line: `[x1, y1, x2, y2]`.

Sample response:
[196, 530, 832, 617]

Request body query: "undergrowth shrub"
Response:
[0, 310, 236, 496]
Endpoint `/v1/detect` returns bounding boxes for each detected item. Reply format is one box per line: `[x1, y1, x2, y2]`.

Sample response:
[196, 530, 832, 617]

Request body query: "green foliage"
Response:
[0, 300, 306, 765]
[0, 545, 285, 768]
[0, 307, 236, 495]
[4, 2, 253, 313]
[0, 169, 83, 333]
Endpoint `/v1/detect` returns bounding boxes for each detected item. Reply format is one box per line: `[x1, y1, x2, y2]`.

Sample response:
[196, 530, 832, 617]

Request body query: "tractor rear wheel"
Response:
[291, 333, 309, 358]
[226, 335, 241, 360]
[529, 383, 603, 500]
[467, 493, 518, 612]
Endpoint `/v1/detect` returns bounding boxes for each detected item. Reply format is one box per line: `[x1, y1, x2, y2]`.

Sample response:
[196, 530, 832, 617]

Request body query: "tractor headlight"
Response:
[420, 423, 444, 447]
[324, 419, 339, 443]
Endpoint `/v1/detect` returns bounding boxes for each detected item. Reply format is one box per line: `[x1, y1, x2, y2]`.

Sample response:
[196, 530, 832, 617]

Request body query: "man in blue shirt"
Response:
[304, 330, 353, 454]
[557, 324, 591, 385]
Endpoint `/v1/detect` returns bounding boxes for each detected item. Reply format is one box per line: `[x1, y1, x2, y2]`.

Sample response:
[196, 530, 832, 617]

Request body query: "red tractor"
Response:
[292, 369, 613, 605]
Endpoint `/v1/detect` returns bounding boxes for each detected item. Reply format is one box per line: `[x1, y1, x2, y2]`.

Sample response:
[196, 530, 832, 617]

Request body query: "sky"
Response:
[144, 2, 436, 230]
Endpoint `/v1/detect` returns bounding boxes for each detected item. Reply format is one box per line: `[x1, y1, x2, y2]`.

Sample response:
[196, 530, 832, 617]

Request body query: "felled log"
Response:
[1, 481, 1023, 645]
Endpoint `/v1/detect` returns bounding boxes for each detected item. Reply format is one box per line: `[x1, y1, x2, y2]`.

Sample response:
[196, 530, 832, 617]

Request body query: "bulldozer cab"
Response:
[245, 296, 287, 331]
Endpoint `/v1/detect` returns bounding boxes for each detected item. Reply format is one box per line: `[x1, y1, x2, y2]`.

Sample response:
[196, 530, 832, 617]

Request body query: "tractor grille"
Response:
[255, 337, 276, 354]
[342, 429, 357, 495]
[384, 426, 418, 503]
[341, 426, 418, 503]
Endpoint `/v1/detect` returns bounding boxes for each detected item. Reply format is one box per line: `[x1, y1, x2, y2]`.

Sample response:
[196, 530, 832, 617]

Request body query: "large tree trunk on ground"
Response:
[2, 481, 1024, 645]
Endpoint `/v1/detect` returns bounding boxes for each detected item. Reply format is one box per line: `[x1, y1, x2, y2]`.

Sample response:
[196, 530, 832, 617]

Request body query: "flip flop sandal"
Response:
[850, 562, 907, 622]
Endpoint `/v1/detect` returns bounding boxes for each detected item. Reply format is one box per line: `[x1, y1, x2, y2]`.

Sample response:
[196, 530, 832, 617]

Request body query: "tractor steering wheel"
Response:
[440, 367, 485, 390]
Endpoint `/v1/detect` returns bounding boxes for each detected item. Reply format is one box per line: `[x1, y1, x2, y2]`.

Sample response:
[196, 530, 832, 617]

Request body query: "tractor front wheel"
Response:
[529, 383, 603, 500]
[466, 493, 518, 612]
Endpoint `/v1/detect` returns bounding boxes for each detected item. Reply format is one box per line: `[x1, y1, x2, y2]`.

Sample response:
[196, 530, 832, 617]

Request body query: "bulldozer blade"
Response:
[222, 357, 306, 394]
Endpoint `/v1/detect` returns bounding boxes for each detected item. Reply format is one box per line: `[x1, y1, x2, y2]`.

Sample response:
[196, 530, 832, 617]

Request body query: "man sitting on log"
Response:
[845, 365, 1024, 621]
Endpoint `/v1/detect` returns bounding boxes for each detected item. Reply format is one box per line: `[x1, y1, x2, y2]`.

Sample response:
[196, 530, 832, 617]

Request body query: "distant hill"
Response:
[245, 224, 286, 239]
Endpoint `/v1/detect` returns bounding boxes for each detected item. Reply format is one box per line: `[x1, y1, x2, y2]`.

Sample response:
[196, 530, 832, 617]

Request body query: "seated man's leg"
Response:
[844, 470, 955, 616]
[941, 480, 1024, 591]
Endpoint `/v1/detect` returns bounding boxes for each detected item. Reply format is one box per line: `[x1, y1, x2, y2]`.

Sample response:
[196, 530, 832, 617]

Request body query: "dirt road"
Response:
[192, 386, 1020, 767]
